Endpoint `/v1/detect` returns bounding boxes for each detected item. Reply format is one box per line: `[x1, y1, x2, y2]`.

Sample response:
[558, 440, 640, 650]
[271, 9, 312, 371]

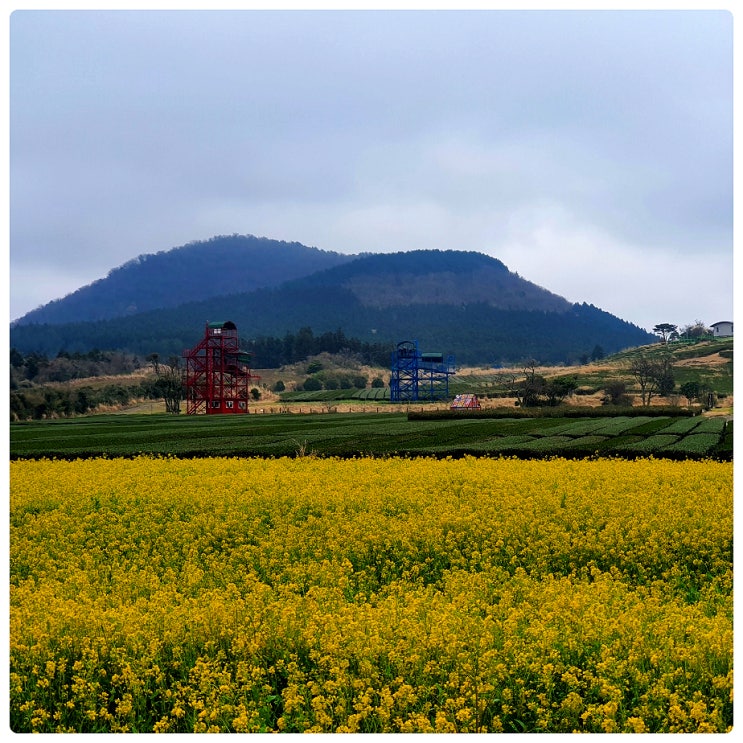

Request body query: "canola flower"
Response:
[10, 456, 733, 733]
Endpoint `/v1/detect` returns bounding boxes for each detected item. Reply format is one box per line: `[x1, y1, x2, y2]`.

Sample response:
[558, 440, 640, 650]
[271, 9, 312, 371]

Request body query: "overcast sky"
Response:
[7, 4, 734, 332]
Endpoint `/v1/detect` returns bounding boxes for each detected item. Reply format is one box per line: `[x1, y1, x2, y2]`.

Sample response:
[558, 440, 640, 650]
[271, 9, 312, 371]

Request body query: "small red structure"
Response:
[183, 321, 258, 414]
[450, 393, 481, 410]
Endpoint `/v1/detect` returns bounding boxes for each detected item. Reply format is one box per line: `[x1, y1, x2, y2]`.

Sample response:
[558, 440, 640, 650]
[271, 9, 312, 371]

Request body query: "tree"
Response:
[508, 361, 543, 407]
[544, 376, 578, 406]
[74, 389, 92, 415]
[352, 374, 367, 389]
[302, 377, 322, 391]
[153, 355, 183, 413]
[653, 323, 678, 344]
[590, 345, 605, 361]
[628, 351, 675, 406]
[294, 327, 315, 360]
[339, 376, 354, 390]
[629, 356, 656, 406]
[10, 348, 24, 368]
[679, 321, 712, 340]
[656, 363, 676, 397]
[147, 353, 161, 375]
[24, 355, 41, 380]
[679, 380, 701, 406]
[602, 380, 631, 406]
[508, 362, 576, 407]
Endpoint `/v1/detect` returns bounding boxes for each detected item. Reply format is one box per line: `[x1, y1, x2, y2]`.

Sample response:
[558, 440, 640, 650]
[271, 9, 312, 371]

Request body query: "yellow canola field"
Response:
[10, 456, 733, 733]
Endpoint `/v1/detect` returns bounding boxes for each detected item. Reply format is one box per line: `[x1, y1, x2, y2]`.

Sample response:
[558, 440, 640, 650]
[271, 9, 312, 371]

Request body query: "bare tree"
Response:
[147, 353, 160, 375]
[152, 355, 183, 414]
[628, 352, 675, 406]
[508, 361, 547, 407]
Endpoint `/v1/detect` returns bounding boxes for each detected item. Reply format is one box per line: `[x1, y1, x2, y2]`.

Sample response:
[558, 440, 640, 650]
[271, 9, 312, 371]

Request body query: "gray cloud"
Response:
[9, 8, 733, 330]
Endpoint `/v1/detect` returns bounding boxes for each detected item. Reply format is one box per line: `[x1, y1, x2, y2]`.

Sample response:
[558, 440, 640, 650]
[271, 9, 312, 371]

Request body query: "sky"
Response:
[6, 2, 735, 333]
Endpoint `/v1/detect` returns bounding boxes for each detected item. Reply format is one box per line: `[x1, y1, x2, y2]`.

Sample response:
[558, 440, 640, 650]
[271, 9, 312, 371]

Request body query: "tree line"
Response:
[652, 321, 714, 344]
[10, 326, 724, 421]
[506, 348, 719, 410]
[245, 327, 392, 368]
[9, 328, 393, 420]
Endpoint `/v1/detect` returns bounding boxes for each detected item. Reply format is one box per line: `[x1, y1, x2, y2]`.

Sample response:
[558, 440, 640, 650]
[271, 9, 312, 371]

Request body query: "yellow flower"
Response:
[8, 456, 732, 734]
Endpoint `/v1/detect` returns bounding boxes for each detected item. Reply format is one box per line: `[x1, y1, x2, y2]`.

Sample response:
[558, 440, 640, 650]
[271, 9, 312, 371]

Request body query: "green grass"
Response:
[10, 412, 731, 461]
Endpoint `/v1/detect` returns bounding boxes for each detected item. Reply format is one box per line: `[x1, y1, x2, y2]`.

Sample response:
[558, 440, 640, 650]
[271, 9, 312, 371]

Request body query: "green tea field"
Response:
[9, 411, 732, 460]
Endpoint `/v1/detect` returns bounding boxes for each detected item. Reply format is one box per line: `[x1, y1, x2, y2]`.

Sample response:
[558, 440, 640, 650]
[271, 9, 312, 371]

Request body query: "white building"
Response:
[710, 321, 733, 337]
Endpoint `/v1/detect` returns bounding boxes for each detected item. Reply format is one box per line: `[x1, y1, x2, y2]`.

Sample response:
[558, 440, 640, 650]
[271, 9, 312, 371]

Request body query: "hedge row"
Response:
[409, 406, 703, 421]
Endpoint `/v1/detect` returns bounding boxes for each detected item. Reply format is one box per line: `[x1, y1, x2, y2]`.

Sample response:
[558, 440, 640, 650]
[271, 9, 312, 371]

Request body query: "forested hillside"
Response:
[302, 249, 573, 312]
[10, 245, 655, 365]
[10, 297, 652, 367]
[13, 234, 353, 325]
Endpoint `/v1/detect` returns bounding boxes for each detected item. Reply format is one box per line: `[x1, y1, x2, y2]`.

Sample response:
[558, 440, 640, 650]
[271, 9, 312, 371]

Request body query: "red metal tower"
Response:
[182, 321, 257, 414]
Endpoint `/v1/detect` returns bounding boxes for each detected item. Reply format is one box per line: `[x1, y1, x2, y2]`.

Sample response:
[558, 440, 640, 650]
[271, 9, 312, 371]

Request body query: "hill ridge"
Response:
[13, 233, 354, 326]
[10, 240, 655, 364]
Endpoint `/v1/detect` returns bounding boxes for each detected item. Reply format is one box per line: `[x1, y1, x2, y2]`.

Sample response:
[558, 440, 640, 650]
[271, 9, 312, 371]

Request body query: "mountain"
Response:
[10, 245, 655, 365]
[13, 234, 354, 325]
[299, 249, 573, 313]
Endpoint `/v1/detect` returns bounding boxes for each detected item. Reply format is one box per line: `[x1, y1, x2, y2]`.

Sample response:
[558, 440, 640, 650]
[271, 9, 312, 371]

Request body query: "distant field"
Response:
[9, 412, 732, 460]
[280, 338, 734, 401]
[280, 387, 391, 402]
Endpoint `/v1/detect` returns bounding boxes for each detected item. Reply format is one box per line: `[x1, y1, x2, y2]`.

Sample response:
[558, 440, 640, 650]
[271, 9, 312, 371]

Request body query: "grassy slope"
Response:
[449, 338, 733, 401]
[276, 339, 733, 409]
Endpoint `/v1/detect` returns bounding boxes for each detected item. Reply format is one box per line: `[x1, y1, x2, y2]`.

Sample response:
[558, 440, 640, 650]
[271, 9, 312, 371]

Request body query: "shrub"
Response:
[655, 417, 702, 435]
[693, 418, 726, 435]
[661, 434, 722, 457]
[611, 434, 680, 454]
[602, 381, 630, 406]
[592, 417, 654, 436]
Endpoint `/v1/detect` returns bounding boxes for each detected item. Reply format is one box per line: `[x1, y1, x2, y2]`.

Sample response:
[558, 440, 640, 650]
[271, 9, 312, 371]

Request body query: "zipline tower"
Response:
[183, 321, 258, 414]
[390, 340, 455, 402]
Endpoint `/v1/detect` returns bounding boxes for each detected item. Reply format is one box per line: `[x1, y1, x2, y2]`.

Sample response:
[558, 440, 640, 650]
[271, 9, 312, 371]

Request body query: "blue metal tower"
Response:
[390, 340, 455, 402]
